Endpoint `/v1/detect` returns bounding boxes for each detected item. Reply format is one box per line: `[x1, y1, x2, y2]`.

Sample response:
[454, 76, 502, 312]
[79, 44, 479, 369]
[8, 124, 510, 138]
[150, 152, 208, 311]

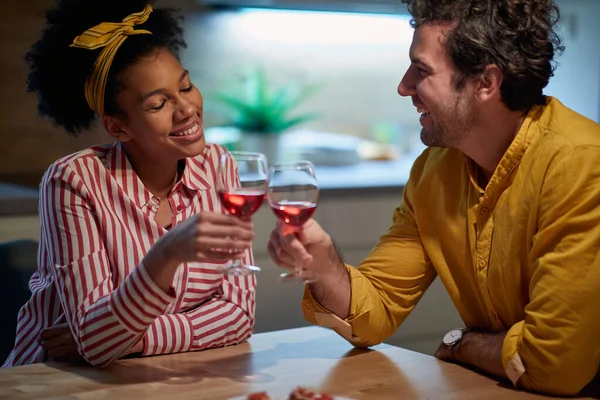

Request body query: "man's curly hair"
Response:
[25, 0, 187, 136]
[401, 0, 565, 112]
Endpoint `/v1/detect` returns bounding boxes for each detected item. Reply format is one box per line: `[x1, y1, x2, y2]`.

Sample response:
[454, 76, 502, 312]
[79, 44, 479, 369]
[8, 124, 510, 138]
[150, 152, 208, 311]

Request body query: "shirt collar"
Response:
[105, 141, 152, 209]
[178, 144, 214, 192]
[466, 97, 548, 198]
[105, 141, 214, 209]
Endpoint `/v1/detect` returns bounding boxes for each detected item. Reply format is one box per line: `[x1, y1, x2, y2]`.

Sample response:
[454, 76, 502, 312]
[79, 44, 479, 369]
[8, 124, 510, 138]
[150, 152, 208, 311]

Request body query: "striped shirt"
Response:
[2, 141, 256, 368]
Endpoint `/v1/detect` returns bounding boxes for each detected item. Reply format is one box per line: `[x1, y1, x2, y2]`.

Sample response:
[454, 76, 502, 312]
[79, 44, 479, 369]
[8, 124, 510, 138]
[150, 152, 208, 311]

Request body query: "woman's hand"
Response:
[162, 212, 255, 264]
[40, 323, 145, 362]
[38, 323, 82, 363]
[144, 212, 255, 292]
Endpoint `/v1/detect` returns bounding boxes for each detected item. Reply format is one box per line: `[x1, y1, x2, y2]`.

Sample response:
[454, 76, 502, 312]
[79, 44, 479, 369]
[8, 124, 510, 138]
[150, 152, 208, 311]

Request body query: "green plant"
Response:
[209, 67, 320, 134]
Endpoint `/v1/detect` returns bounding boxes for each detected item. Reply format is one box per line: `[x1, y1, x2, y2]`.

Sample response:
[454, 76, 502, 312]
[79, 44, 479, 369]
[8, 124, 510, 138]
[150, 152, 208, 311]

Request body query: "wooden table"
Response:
[0, 327, 597, 399]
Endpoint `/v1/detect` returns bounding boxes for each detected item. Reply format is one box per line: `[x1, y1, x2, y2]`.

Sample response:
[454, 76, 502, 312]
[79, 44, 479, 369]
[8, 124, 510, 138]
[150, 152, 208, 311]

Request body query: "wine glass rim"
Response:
[227, 151, 268, 159]
[270, 160, 315, 169]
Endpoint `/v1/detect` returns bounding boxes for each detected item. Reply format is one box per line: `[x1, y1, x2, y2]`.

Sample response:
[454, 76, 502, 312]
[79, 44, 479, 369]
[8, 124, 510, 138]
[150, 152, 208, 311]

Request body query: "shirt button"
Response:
[491, 312, 498, 320]
[478, 260, 487, 269]
[177, 204, 185, 211]
[480, 207, 489, 216]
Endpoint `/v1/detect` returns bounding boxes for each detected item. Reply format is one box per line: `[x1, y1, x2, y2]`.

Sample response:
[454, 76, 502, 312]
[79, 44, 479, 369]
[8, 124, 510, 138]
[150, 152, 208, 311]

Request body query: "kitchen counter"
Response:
[0, 156, 416, 216]
[315, 157, 412, 196]
[0, 182, 39, 216]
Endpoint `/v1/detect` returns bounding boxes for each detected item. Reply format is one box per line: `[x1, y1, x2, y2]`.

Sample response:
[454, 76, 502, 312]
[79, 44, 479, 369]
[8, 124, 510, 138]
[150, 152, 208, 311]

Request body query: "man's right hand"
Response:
[267, 218, 351, 319]
[267, 218, 332, 276]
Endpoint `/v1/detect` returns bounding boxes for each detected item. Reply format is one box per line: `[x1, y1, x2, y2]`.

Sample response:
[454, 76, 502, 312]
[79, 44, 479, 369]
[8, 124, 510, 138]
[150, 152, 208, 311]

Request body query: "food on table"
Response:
[245, 387, 335, 400]
[288, 386, 334, 400]
[247, 392, 272, 400]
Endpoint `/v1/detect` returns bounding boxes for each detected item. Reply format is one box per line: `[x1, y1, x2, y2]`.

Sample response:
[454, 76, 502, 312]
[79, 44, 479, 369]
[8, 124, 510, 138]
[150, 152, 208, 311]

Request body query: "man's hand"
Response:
[267, 218, 351, 319]
[38, 323, 82, 363]
[267, 218, 335, 279]
[434, 330, 508, 380]
[434, 341, 454, 362]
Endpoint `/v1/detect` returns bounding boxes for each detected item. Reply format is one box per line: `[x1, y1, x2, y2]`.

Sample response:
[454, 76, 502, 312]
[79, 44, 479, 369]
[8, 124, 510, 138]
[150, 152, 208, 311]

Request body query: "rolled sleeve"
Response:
[501, 146, 600, 396]
[501, 320, 526, 386]
[110, 261, 175, 334]
[301, 172, 436, 348]
[302, 265, 368, 345]
[142, 313, 194, 356]
[302, 201, 437, 347]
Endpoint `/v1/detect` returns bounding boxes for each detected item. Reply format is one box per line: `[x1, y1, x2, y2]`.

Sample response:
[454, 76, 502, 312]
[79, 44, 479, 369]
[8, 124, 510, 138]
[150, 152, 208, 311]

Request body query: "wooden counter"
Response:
[1, 326, 597, 399]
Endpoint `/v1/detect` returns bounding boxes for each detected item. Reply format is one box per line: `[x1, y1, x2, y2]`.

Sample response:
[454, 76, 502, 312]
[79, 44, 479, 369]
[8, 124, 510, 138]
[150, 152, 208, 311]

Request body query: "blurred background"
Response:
[1, 0, 598, 186]
[1, 0, 599, 359]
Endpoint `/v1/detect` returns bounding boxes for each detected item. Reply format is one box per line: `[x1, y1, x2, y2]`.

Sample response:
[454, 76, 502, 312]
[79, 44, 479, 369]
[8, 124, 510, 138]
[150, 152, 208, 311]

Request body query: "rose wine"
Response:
[270, 201, 317, 226]
[219, 191, 266, 217]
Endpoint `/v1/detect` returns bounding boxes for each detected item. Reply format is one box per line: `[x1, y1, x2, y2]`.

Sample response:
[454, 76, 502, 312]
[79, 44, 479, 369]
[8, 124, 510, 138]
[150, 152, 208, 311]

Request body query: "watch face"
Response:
[442, 329, 463, 346]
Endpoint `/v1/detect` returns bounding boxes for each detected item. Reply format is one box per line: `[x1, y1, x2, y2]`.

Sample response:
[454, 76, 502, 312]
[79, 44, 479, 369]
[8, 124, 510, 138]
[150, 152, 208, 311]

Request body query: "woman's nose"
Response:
[175, 98, 195, 120]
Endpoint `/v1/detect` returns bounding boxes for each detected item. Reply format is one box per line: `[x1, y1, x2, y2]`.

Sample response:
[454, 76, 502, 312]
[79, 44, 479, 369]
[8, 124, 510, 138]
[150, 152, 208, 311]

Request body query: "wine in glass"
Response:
[217, 151, 268, 275]
[267, 161, 319, 283]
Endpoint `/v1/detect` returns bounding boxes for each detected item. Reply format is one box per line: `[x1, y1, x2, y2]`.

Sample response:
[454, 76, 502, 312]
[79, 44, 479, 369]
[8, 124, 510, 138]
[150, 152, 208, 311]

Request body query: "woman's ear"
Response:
[103, 115, 132, 142]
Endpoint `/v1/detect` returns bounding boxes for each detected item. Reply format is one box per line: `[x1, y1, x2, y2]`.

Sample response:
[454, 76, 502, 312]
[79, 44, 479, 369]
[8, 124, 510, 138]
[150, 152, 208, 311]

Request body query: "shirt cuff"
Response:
[301, 265, 366, 345]
[142, 313, 194, 356]
[502, 320, 526, 386]
[110, 261, 175, 334]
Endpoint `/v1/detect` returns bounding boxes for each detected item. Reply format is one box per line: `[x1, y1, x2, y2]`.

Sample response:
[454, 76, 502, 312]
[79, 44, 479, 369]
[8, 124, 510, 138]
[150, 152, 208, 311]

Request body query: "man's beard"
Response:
[420, 92, 475, 149]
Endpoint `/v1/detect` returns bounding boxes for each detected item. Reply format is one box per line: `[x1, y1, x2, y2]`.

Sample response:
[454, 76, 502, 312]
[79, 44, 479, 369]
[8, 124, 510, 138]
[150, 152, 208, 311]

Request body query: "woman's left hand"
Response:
[39, 323, 145, 361]
[38, 323, 82, 363]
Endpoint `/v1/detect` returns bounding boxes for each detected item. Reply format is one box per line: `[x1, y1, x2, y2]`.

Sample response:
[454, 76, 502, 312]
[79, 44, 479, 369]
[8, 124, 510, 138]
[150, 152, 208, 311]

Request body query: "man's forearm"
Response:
[453, 330, 508, 380]
[308, 241, 351, 319]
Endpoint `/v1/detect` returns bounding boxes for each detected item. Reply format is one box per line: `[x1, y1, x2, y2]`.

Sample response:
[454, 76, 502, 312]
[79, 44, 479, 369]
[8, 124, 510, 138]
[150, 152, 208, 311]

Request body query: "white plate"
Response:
[229, 393, 354, 400]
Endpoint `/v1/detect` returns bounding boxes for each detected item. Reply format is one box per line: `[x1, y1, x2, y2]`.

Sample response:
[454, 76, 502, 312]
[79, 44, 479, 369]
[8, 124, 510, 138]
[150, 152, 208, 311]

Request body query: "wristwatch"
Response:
[442, 328, 467, 350]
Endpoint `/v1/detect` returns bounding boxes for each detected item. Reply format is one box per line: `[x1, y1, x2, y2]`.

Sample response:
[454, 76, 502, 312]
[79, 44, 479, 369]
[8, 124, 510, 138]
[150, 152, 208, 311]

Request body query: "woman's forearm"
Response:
[142, 240, 182, 294]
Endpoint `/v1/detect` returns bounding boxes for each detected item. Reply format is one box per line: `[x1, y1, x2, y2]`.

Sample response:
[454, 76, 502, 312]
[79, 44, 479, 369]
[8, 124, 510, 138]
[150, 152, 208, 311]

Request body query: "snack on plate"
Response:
[245, 387, 335, 400]
[247, 392, 272, 400]
[288, 386, 334, 400]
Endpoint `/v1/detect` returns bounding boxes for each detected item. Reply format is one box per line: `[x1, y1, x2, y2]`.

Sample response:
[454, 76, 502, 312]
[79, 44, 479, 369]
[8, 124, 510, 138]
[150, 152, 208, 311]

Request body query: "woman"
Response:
[2, 0, 256, 368]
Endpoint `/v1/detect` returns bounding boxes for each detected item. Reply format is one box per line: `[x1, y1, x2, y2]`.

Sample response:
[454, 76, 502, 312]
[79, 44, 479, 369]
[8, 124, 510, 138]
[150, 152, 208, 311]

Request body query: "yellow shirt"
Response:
[302, 97, 600, 396]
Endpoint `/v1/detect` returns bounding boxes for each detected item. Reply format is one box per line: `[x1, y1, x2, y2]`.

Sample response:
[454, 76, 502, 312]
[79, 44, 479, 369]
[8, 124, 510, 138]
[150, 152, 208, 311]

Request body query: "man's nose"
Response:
[398, 67, 416, 97]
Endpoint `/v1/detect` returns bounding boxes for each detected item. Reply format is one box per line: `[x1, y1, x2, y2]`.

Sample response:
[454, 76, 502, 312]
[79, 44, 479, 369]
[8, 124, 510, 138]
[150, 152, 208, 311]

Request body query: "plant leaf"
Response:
[208, 67, 321, 133]
[270, 113, 320, 132]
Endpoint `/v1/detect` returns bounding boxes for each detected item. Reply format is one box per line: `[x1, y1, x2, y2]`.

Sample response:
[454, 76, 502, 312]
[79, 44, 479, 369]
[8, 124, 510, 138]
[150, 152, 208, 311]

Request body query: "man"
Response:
[267, 0, 600, 396]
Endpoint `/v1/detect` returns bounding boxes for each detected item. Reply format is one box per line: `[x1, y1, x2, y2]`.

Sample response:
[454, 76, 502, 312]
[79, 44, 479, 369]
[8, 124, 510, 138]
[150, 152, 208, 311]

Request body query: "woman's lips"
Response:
[169, 122, 204, 144]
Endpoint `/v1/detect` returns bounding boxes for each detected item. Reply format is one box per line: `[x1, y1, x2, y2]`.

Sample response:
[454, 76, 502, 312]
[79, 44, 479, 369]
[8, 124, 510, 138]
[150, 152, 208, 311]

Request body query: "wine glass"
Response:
[217, 151, 268, 275]
[267, 161, 319, 283]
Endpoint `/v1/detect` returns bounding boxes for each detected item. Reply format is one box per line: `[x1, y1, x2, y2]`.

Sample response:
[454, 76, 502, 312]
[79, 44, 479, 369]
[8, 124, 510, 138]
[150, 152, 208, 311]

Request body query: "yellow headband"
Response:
[70, 5, 153, 116]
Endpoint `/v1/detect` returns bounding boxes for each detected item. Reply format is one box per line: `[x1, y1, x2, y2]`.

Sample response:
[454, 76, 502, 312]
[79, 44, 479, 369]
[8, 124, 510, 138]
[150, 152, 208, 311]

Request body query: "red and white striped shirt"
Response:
[2, 141, 256, 368]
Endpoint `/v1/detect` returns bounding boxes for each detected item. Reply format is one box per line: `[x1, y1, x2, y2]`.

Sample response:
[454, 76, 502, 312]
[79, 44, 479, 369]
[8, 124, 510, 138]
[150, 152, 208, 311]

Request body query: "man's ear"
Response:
[102, 115, 132, 142]
[476, 64, 503, 102]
